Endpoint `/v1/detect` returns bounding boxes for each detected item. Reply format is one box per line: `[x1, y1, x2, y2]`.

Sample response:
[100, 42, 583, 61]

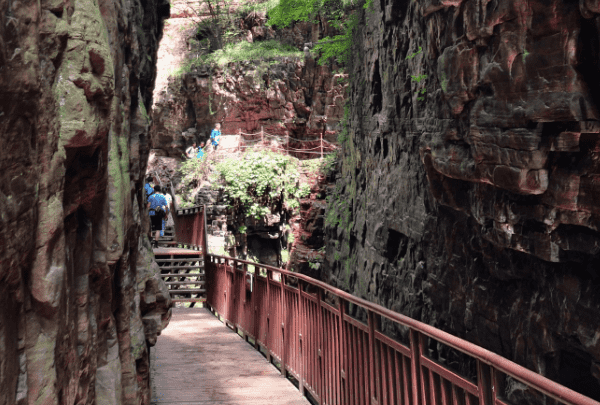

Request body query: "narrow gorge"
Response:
[3, 0, 600, 403]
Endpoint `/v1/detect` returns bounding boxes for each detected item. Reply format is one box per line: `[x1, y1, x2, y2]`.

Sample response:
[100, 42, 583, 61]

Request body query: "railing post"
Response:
[320, 130, 324, 159]
[280, 273, 287, 377]
[409, 329, 422, 405]
[298, 279, 305, 395]
[368, 310, 381, 405]
[317, 287, 324, 402]
[266, 267, 272, 363]
[477, 360, 493, 405]
[338, 298, 348, 405]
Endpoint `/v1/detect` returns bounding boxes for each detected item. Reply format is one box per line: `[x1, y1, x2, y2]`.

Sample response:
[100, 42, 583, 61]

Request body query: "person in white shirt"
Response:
[186, 142, 198, 159]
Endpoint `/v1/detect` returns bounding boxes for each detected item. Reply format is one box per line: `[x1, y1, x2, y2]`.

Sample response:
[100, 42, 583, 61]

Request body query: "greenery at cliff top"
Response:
[266, 0, 360, 65]
[266, 0, 353, 28]
[202, 40, 302, 66]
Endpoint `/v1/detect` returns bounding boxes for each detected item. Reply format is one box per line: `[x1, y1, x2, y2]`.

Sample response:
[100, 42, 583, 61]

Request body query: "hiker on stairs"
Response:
[147, 185, 168, 248]
[210, 123, 221, 151]
[162, 191, 174, 235]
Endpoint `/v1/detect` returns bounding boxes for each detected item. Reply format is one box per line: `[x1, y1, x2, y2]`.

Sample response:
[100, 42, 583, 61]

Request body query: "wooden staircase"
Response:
[154, 226, 206, 305]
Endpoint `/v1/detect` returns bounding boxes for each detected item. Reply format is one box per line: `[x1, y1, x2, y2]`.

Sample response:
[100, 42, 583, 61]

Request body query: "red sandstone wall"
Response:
[0, 0, 171, 402]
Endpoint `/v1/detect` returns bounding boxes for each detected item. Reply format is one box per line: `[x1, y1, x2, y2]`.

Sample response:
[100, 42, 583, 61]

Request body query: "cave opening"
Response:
[577, 16, 600, 119]
[372, 60, 382, 113]
[384, 228, 408, 262]
[185, 99, 197, 130]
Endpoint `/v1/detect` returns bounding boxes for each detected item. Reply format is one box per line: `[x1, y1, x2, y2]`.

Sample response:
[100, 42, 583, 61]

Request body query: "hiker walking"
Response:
[196, 142, 206, 160]
[186, 142, 198, 159]
[162, 191, 174, 234]
[144, 177, 154, 237]
[210, 123, 221, 151]
[147, 185, 168, 248]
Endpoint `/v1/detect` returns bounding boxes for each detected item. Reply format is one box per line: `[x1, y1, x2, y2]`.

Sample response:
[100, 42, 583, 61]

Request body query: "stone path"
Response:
[150, 308, 311, 405]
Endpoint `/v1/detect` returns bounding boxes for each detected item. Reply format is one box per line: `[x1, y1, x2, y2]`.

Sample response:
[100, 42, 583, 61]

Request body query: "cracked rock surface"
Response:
[325, 0, 600, 401]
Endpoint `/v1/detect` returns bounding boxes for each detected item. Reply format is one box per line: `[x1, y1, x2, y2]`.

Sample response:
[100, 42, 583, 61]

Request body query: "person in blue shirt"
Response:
[196, 142, 205, 160]
[210, 123, 221, 151]
[144, 177, 154, 237]
[147, 185, 168, 248]
[144, 177, 154, 201]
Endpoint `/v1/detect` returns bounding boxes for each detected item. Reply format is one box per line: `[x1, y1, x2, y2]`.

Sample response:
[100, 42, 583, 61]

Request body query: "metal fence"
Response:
[204, 254, 600, 405]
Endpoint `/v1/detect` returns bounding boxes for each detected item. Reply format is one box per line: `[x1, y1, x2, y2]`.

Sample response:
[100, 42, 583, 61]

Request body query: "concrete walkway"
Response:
[150, 308, 311, 405]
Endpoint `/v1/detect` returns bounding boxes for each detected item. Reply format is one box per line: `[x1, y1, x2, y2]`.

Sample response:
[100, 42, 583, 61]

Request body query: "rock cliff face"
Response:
[0, 0, 170, 402]
[150, 16, 347, 157]
[325, 0, 600, 400]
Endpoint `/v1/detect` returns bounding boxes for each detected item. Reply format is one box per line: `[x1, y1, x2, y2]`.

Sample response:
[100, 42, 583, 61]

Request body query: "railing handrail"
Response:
[207, 254, 599, 405]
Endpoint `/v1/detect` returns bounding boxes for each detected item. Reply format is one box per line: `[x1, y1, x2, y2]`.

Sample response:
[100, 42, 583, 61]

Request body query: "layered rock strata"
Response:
[325, 0, 600, 400]
[0, 0, 170, 402]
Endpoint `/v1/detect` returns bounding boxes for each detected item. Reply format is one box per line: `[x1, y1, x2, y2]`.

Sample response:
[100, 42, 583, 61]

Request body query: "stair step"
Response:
[159, 265, 204, 270]
[160, 273, 205, 278]
[167, 289, 206, 294]
[172, 298, 206, 303]
[164, 281, 206, 286]
[155, 259, 203, 263]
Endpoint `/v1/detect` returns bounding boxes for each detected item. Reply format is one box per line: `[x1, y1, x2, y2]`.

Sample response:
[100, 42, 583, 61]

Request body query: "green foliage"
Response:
[239, 225, 247, 234]
[212, 151, 305, 220]
[299, 183, 311, 198]
[172, 41, 302, 77]
[266, 0, 359, 66]
[410, 74, 428, 101]
[176, 152, 215, 207]
[266, 0, 322, 28]
[204, 40, 301, 65]
[322, 152, 337, 175]
[313, 13, 358, 65]
[405, 46, 422, 60]
[410, 74, 427, 83]
[138, 99, 150, 122]
[238, 0, 279, 13]
[281, 248, 290, 263]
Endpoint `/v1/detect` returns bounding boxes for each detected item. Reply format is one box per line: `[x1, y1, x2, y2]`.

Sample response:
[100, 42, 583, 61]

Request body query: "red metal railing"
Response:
[204, 255, 600, 405]
[168, 181, 207, 251]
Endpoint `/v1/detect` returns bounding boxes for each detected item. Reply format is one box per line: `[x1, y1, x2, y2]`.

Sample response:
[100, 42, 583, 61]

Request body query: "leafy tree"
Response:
[266, 0, 323, 28]
[212, 151, 310, 219]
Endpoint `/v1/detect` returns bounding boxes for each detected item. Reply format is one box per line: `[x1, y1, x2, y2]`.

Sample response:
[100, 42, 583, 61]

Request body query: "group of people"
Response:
[145, 177, 173, 248]
[185, 123, 221, 159]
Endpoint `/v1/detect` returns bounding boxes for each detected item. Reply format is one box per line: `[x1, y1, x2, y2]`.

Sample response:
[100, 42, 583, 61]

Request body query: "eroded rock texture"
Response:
[0, 0, 171, 402]
[325, 0, 600, 400]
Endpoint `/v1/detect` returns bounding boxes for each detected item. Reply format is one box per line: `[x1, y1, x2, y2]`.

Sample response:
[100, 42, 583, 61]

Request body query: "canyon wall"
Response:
[325, 0, 600, 400]
[0, 0, 171, 402]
